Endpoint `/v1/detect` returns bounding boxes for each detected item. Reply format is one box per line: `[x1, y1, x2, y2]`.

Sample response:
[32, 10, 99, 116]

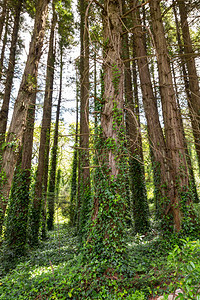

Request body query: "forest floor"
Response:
[0, 217, 200, 299]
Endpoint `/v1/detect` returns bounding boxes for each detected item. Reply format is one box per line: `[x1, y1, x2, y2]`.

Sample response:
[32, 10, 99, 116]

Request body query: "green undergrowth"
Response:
[0, 223, 199, 299]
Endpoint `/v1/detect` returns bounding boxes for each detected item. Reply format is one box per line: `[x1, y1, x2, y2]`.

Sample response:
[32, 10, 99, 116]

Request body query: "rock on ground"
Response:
[157, 289, 182, 300]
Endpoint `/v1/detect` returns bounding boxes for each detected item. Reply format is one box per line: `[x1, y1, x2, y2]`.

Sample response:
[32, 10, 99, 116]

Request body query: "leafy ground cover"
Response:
[0, 222, 199, 299]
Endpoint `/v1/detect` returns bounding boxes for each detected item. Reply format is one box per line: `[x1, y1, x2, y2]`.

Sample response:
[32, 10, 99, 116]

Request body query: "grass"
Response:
[0, 220, 199, 299]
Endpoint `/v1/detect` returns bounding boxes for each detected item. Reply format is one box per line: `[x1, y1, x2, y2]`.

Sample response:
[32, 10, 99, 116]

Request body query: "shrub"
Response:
[167, 238, 200, 299]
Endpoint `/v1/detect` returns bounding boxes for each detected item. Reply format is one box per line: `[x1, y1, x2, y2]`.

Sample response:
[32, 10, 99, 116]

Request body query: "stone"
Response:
[157, 289, 182, 300]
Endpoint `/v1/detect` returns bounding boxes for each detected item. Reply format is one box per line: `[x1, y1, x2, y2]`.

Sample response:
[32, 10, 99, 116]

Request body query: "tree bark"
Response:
[101, 0, 124, 178]
[0, 1, 22, 157]
[0, 0, 49, 234]
[46, 47, 63, 232]
[176, 0, 200, 174]
[32, 3, 56, 241]
[3, 86, 36, 257]
[85, 0, 127, 272]
[122, 0, 149, 233]
[78, 0, 91, 234]
[69, 69, 79, 227]
[149, 0, 190, 232]
[171, 60, 199, 204]
[0, 9, 9, 82]
[0, 0, 7, 42]
[132, 2, 169, 218]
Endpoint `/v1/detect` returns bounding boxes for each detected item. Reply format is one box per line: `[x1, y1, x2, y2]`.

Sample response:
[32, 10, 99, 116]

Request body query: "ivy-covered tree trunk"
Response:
[77, 0, 91, 235]
[30, 4, 56, 245]
[0, 0, 22, 158]
[85, 0, 127, 275]
[4, 91, 36, 258]
[122, 0, 149, 233]
[0, 0, 49, 235]
[47, 47, 63, 231]
[149, 0, 191, 232]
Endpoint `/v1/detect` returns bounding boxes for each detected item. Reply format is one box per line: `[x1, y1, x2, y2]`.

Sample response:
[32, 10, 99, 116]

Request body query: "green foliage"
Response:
[27, 74, 37, 91]
[130, 155, 150, 234]
[79, 143, 129, 281]
[1, 220, 200, 299]
[24, 0, 36, 18]
[112, 64, 121, 94]
[47, 142, 59, 232]
[178, 188, 200, 236]
[123, 291, 145, 299]
[55, 0, 74, 48]
[28, 189, 43, 247]
[79, 180, 91, 238]
[90, 23, 102, 45]
[3, 166, 30, 261]
[77, 75, 130, 281]
[167, 239, 200, 299]
[0, 225, 77, 299]
[194, 203, 200, 220]
[69, 145, 78, 226]
[0, 166, 7, 235]
[47, 169, 62, 231]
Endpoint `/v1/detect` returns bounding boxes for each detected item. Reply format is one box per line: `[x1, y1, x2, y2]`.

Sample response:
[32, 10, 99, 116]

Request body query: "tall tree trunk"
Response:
[176, 0, 200, 174]
[78, 0, 91, 235]
[93, 42, 98, 129]
[4, 90, 36, 258]
[122, 0, 149, 233]
[69, 69, 79, 227]
[30, 4, 56, 244]
[0, 1, 22, 158]
[0, 0, 49, 235]
[149, 0, 190, 232]
[47, 47, 63, 232]
[85, 0, 127, 273]
[171, 60, 199, 204]
[0, 9, 9, 82]
[132, 2, 169, 219]
[132, 38, 144, 164]
[101, 0, 124, 185]
[0, 0, 7, 42]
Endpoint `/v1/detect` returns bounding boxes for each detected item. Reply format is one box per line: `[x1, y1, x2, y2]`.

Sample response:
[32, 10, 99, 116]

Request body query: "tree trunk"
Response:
[132, 2, 169, 219]
[176, 0, 200, 174]
[132, 38, 144, 164]
[149, 0, 190, 232]
[0, 9, 9, 82]
[122, 0, 149, 233]
[0, 0, 49, 234]
[3, 83, 36, 258]
[101, 0, 124, 179]
[31, 4, 56, 243]
[85, 0, 127, 273]
[69, 69, 79, 227]
[46, 47, 63, 232]
[0, 0, 7, 42]
[171, 60, 199, 204]
[0, 1, 22, 158]
[78, 0, 91, 235]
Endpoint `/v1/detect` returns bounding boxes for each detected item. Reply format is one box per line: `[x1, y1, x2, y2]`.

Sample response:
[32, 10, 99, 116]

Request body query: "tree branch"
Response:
[122, 0, 151, 18]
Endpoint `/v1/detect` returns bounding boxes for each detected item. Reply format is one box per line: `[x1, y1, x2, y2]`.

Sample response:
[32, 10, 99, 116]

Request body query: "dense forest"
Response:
[0, 0, 200, 299]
